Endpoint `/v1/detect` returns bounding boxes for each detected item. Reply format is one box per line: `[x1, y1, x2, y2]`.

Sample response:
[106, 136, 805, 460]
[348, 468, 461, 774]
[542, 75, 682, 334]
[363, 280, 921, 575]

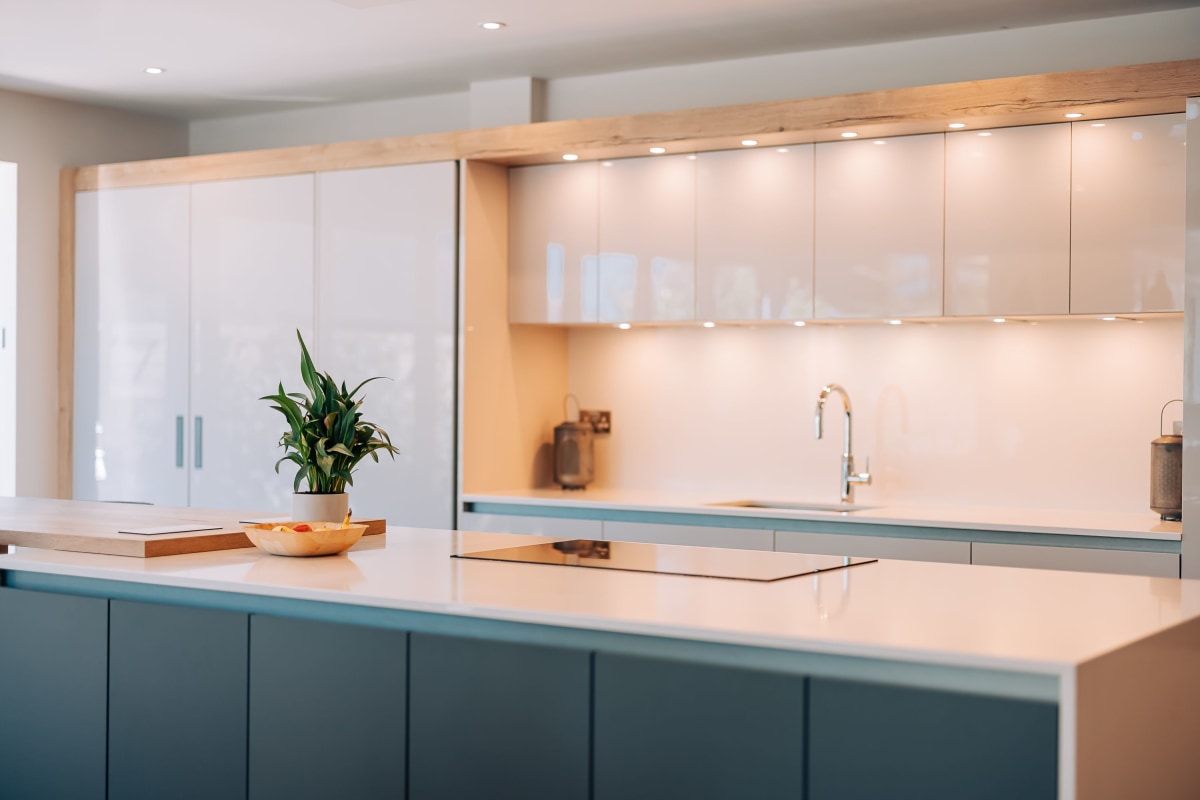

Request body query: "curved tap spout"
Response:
[813, 383, 870, 503]
[814, 383, 851, 449]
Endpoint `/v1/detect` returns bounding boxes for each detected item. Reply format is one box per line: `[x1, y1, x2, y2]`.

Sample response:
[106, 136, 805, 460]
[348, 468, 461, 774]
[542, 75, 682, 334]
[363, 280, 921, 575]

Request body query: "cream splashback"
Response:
[567, 318, 1183, 512]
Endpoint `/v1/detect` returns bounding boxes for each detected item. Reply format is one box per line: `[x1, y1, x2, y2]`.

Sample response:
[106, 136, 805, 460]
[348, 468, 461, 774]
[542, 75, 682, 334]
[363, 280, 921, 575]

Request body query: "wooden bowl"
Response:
[244, 521, 368, 557]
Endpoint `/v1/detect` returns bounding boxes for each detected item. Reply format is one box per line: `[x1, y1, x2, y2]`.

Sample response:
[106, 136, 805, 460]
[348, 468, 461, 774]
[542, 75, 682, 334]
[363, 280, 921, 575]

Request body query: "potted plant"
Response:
[261, 330, 399, 522]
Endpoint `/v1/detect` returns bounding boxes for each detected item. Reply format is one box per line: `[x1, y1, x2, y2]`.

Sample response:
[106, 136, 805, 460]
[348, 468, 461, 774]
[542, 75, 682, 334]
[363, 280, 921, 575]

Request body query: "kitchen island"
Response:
[2, 498, 1199, 800]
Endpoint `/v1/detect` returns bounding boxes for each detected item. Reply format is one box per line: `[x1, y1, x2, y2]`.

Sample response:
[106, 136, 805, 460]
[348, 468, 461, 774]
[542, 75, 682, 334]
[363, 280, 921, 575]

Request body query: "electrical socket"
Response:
[580, 410, 612, 434]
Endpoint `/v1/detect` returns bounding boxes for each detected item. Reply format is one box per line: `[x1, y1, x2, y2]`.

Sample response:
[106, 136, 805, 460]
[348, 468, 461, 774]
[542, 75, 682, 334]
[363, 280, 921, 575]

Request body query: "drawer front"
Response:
[775, 530, 971, 564]
[603, 520, 773, 550]
[460, 510, 603, 538]
[972, 542, 1179, 578]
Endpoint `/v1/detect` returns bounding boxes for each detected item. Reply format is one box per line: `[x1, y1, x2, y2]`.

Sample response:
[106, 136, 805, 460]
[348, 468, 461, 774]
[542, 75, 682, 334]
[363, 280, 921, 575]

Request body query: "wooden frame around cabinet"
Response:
[57, 59, 1200, 498]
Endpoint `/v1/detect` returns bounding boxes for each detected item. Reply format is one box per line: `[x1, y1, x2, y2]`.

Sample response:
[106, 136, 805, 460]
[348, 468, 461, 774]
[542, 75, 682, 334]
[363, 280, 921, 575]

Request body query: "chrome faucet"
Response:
[814, 383, 871, 504]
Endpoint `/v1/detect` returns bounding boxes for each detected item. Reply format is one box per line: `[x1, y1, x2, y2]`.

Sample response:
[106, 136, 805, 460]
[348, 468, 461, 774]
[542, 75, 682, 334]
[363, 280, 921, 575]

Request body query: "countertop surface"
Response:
[3, 502, 1198, 675]
[463, 488, 1183, 541]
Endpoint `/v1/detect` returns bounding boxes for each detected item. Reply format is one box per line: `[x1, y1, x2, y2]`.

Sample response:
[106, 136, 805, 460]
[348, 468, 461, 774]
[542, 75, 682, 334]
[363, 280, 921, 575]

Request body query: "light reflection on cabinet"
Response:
[696, 146, 814, 322]
[598, 155, 696, 323]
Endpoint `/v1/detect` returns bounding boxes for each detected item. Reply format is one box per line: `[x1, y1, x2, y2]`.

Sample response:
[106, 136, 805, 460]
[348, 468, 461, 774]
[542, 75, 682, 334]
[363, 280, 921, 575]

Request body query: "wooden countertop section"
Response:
[0, 497, 383, 557]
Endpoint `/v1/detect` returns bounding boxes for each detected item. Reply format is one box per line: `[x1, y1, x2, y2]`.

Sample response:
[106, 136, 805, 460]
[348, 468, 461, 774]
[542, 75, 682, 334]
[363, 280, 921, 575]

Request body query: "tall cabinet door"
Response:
[1070, 113, 1186, 314]
[74, 185, 190, 506]
[814, 133, 944, 319]
[190, 175, 315, 512]
[598, 154, 695, 323]
[317, 163, 457, 529]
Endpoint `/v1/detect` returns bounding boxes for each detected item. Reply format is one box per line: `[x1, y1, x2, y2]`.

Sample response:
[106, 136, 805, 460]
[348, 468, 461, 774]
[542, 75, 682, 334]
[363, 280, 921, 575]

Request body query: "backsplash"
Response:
[566, 318, 1183, 513]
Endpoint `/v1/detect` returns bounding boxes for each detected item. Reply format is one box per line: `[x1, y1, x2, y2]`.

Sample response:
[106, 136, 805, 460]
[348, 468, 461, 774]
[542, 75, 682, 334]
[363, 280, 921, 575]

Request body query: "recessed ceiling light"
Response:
[993, 318, 1006, 323]
[144, 67, 165, 74]
[616, 323, 631, 330]
[649, 147, 666, 154]
[793, 320, 806, 327]
[887, 319, 902, 325]
[702, 321, 716, 328]
[840, 132, 858, 138]
[978, 131, 992, 137]
[741, 139, 758, 147]
[948, 122, 966, 129]
[562, 154, 578, 161]
[479, 21, 506, 30]
[1091, 122, 1106, 128]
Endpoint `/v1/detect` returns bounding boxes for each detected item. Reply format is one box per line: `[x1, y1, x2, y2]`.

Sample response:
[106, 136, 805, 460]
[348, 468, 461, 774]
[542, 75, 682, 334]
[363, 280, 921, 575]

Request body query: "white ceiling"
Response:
[0, 0, 1195, 120]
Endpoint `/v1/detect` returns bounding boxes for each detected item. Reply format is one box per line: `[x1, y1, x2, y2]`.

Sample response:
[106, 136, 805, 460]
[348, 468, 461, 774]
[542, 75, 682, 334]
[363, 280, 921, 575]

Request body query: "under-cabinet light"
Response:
[479, 21, 506, 30]
[948, 122, 966, 129]
[562, 154, 578, 161]
[741, 139, 758, 147]
[840, 132, 858, 138]
[649, 147, 667, 154]
[1065, 113, 1083, 119]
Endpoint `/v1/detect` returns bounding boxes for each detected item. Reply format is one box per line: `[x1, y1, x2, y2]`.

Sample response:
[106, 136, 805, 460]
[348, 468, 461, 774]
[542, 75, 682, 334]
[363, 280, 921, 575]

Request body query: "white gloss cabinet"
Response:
[509, 162, 598, 323]
[696, 147, 814, 321]
[944, 124, 1071, 317]
[1070, 113, 1187, 314]
[598, 155, 695, 322]
[317, 163, 457, 530]
[73, 186, 191, 506]
[814, 134, 944, 319]
[189, 175, 316, 513]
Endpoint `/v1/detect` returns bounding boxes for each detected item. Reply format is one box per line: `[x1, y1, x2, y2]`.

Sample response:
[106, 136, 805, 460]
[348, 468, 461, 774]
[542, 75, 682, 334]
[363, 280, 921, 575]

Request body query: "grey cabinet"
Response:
[593, 653, 806, 800]
[808, 677, 1057, 800]
[0, 587, 108, 800]
[408, 633, 591, 800]
[775, 529, 971, 564]
[108, 600, 249, 800]
[604, 520, 773, 550]
[249, 615, 408, 800]
[972, 542, 1179, 577]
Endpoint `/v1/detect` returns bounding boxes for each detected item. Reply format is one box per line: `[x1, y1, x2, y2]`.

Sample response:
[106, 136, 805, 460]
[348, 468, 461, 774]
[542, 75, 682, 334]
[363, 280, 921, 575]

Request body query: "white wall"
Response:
[1184, 96, 1200, 577]
[568, 319, 1183, 513]
[0, 88, 187, 498]
[188, 7, 1200, 154]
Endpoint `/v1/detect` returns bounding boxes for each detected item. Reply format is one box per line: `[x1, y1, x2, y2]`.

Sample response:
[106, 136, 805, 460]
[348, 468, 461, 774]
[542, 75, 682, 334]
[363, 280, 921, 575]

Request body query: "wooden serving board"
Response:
[0, 497, 384, 558]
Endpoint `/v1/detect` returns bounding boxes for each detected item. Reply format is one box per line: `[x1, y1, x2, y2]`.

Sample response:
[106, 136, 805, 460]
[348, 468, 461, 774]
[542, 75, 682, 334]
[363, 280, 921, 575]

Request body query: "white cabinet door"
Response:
[696, 146, 814, 321]
[317, 163, 457, 530]
[1070, 114, 1186, 314]
[814, 133, 944, 319]
[509, 162, 598, 323]
[774, 530, 970, 564]
[603, 520, 773, 551]
[598, 155, 695, 323]
[945, 124, 1071, 317]
[189, 175, 315, 513]
[73, 186, 190, 507]
[459, 511, 603, 538]
[971, 542, 1179, 578]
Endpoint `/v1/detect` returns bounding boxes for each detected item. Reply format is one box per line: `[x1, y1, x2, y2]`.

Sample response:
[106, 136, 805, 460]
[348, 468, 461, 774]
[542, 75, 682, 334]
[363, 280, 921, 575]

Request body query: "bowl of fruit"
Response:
[244, 511, 367, 557]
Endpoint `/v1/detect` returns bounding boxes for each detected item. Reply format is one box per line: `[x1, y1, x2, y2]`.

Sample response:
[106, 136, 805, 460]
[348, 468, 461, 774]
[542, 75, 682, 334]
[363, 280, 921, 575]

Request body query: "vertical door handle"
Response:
[194, 416, 203, 469]
[175, 416, 184, 468]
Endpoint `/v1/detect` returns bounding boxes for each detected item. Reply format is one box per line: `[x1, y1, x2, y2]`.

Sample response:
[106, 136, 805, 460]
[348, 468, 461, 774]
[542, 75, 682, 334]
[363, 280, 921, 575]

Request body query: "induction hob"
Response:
[452, 539, 876, 582]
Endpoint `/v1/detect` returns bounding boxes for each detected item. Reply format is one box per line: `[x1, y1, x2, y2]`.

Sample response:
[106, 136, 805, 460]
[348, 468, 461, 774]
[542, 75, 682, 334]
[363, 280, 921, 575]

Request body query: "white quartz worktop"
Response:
[463, 488, 1182, 541]
[4, 527, 1198, 675]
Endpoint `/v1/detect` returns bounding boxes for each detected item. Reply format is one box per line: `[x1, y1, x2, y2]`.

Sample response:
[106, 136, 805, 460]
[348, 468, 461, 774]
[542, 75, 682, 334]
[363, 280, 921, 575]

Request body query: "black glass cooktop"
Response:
[452, 539, 876, 582]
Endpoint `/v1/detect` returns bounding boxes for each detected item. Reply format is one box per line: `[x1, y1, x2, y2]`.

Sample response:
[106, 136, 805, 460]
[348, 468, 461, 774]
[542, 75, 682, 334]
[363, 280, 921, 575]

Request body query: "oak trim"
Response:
[58, 168, 77, 500]
[75, 58, 1200, 191]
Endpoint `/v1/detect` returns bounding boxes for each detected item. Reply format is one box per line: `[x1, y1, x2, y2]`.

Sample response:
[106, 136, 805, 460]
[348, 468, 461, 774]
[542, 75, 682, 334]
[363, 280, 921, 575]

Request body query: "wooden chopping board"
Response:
[0, 497, 384, 558]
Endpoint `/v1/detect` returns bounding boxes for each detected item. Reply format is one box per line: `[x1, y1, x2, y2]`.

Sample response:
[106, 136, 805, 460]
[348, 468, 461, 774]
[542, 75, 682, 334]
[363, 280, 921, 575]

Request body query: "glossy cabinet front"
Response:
[598, 155, 696, 322]
[1070, 113, 1186, 314]
[814, 133, 944, 319]
[696, 146, 814, 321]
[509, 161, 599, 323]
[73, 185, 191, 506]
[945, 124, 1071, 316]
[317, 163, 457, 529]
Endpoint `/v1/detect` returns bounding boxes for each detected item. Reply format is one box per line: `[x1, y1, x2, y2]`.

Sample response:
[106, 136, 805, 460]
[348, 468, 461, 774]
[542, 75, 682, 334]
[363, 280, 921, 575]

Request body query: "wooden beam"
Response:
[76, 58, 1200, 191]
[57, 168, 77, 500]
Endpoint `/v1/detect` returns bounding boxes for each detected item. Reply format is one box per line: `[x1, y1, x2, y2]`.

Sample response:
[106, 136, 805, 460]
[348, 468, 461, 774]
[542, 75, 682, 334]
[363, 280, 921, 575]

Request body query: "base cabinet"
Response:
[248, 616, 408, 800]
[603, 520, 773, 550]
[971, 542, 1179, 578]
[808, 677, 1058, 800]
[108, 600, 249, 800]
[0, 588, 108, 800]
[408, 633, 591, 800]
[593, 654, 806, 800]
[775, 529, 971, 564]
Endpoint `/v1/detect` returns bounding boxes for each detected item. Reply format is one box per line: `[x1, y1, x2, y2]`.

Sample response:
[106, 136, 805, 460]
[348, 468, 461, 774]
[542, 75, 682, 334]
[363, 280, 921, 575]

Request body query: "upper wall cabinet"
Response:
[814, 133, 944, 319]
[696, 146, 815, 322]
[1070, 113, 1186, 314]
[509, 162, 599, 323]
[598, 155, 696, 323]
[316, 163, 457, 530]
[945, 124, 1071, 317]
[74, 185, 191, 507]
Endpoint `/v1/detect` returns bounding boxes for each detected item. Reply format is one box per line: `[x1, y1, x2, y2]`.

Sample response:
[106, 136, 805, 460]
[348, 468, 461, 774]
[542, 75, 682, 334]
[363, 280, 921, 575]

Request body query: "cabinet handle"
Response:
[194, 416, 203, 469]
[175, 416, 184, 468]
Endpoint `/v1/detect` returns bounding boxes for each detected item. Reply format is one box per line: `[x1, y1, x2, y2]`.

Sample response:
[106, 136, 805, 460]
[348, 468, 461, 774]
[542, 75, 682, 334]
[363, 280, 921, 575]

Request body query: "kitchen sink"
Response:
[708, 500, 879, 513]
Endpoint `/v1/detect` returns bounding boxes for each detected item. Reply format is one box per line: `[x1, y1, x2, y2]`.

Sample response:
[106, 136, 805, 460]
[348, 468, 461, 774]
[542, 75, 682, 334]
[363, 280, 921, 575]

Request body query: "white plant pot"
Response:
[291, 492, 349, 523]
